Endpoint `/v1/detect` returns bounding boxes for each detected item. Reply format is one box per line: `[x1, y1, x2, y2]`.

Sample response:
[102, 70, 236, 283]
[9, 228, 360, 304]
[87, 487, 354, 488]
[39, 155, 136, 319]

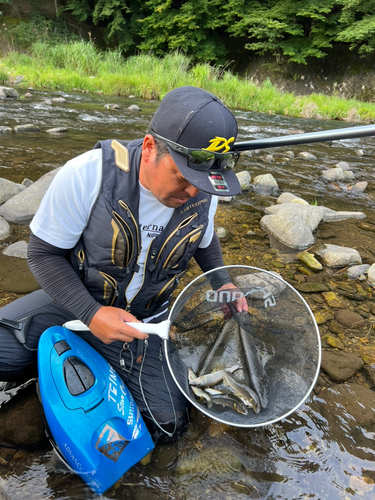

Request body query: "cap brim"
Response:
[168, 147, 241, 197]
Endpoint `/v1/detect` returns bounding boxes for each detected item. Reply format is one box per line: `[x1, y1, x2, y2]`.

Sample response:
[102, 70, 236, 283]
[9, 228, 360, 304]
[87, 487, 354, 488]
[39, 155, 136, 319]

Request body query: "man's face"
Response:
[140, 136, 200, 208]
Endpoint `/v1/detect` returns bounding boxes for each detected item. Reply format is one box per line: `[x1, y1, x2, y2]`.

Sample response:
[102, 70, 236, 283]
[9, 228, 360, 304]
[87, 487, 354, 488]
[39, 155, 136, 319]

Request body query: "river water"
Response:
[1, 88, 375, 499]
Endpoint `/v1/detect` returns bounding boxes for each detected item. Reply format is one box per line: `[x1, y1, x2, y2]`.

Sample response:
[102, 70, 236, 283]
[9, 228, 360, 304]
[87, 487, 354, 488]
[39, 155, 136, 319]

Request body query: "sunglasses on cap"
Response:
[151, 131, 241, 171]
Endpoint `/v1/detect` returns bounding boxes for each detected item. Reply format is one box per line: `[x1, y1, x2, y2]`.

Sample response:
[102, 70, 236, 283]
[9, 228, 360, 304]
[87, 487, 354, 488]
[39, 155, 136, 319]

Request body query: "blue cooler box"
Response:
[37, 326, 154, 494]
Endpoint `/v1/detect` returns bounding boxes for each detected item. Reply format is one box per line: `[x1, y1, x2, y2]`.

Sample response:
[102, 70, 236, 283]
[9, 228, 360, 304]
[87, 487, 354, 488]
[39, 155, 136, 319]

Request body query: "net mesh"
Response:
[167, 266, 320, 427]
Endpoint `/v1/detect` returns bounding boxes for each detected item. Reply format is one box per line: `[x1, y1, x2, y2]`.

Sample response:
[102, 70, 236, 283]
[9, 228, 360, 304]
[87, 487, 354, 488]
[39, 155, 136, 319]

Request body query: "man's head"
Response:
[147, 86, 241, 198]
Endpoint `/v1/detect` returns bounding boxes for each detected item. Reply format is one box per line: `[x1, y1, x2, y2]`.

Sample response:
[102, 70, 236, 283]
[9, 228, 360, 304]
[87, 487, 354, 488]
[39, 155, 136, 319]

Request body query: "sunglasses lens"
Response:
[219, 153, 240, 170]
[188, 150, 216, 169]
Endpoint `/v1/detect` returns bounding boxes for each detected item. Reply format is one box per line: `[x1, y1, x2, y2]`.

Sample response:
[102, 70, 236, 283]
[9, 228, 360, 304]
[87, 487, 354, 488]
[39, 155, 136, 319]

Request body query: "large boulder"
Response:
[0, 168, 60, 223]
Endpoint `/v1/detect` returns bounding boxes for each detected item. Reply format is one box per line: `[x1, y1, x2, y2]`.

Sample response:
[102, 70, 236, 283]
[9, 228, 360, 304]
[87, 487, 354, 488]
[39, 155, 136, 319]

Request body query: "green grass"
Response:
[2, 40, 375, 122]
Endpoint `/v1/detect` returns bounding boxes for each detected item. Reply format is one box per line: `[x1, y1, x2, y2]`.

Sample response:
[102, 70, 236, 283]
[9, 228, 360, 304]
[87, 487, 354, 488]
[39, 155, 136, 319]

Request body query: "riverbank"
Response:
[2, 42, 375, 122]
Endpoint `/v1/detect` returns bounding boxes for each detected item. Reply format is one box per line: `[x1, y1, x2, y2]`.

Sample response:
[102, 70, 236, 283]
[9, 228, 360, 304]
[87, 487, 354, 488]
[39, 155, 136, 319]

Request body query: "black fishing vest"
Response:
[70, 138, 213, 320]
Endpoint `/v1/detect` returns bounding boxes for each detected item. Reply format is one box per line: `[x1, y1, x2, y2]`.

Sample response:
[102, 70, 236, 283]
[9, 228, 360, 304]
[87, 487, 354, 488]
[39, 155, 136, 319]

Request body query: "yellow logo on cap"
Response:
[204, 136, 234, 153]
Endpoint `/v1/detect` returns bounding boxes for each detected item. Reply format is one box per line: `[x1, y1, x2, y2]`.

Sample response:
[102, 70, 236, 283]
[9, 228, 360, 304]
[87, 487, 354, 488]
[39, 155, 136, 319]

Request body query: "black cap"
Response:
[150, 86, 241, 196]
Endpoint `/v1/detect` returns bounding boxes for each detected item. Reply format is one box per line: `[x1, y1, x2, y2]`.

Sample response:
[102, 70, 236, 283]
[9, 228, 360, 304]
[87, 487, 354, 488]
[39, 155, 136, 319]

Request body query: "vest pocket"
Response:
[163, 225, 203, 270]
[85, 267, 119, 306]
[146, 271, 185, 310]
[111, 211, 134, 269]
[99, 272, 119, 306]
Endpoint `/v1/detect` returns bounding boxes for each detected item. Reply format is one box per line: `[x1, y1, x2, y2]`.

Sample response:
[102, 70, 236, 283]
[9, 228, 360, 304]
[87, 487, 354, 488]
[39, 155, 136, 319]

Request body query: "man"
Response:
[0, 86, 246, 443]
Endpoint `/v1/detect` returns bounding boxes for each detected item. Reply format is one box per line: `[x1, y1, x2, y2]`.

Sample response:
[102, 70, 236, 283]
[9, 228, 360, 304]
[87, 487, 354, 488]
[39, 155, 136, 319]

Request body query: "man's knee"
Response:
[142, 408, 190, 445]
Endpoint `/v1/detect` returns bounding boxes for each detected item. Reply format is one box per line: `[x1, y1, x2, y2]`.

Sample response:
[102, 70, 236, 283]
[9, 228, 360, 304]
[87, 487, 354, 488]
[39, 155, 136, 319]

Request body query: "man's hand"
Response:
[89, 306, 149, 344]
[217, 282, 248, 320]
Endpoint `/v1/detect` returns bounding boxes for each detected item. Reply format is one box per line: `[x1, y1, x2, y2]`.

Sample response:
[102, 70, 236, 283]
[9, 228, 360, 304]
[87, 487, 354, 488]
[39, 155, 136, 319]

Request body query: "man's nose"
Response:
[184, 184, 199, 197]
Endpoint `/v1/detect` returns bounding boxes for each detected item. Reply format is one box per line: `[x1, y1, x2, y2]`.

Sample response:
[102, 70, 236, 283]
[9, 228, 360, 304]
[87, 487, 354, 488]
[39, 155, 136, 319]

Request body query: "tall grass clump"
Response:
[31, 40, 102, 75]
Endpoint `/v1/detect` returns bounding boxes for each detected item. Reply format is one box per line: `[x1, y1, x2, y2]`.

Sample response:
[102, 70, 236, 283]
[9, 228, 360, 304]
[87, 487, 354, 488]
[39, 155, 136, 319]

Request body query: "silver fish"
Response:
[210, 393, 248, 415]
[189, 364, 240, 388]
[222, 372, 261, 414]
[188, 368, 212, 408]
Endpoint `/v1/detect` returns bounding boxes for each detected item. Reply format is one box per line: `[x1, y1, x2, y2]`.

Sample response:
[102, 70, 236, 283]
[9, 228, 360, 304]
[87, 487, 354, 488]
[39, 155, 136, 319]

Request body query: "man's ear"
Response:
[142, 134, 157, 162]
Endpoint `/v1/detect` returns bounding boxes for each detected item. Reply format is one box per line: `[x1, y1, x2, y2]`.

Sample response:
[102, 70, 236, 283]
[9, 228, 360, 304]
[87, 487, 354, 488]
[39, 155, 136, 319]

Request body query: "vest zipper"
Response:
[99, 271, 119, 306]
[163, 224, 203, 269]
[77, 250, 85, 271]
[146, 271, 185, 309]
[154, 213, 198, 266]
[112, 212, 133, 266]
[118, 200, 140, 256]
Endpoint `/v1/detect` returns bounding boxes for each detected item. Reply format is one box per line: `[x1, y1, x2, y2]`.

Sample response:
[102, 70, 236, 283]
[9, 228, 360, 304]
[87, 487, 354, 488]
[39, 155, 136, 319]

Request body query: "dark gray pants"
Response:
[0, 290, 190, 443]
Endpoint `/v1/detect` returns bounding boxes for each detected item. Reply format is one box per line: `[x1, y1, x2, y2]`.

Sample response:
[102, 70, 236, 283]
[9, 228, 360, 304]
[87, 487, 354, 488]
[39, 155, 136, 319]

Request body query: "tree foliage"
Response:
[8, 0, 375, 64]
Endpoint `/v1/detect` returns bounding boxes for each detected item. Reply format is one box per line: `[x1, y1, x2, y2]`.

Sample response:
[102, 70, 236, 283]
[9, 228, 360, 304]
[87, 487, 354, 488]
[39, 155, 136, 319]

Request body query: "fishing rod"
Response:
[234, 123, 375, 151]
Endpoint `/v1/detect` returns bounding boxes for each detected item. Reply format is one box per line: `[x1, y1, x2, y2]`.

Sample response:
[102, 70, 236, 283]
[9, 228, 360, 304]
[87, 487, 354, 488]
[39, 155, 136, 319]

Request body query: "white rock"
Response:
[367, 264, 375, 287]
[253, 173, 278, 191]
[260, 207, 321, 249]
[236, 171, 251, 191]
[215, 227, 229, 239]
[322, 167, 344, 181]
[0, 216, 10, 240]
[0, 178, 26, 204]
[298, 152, 317, 160]
[343, 170, 355, 179]
[335, 161, 351, 171]
[51, 97, 67, 103]
[277, 192, 306, 204]
[315, 244, 362, 267]
[2, 240, 28, 258]
[347, 264, 370, 279]
[218, 196, 232, 203]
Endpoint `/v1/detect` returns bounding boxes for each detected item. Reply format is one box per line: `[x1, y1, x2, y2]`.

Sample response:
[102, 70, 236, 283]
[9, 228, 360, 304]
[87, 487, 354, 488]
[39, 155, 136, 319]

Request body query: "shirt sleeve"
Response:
[198, 195, 218, 249]
[30, 149, 102, 249]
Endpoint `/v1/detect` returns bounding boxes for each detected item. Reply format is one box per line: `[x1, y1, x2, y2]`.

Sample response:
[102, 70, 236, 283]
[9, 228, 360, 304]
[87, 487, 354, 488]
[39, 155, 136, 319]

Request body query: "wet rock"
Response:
[335, 161, 351, 171]
[0, 217, 10, 240]
[0, 178, 26, 204]
[314, 309, 334, 324]
[283, 150, 295, 158]
[0, 485, 12, 500]
[215, 227, 232, 242]
[367, 263, 375, 287]
[335, 309, 366, 329]
[363, 365, 375, 387]
[128, 104, 141, 111]
[322, 167, 345, 181]
[321, 291, 350, 308]
[295, 282, 329, 293]
[261, 206, 321, 249]
[356, 149, 364, 157]
[0, 382, 46, 447]
[359, 345, 375, 365]
[277, 192, 307, 204]
[253, 173, 278, 192]
[347, 264, 370, 279]
[22, 178, 33, 188]
[236, 171, 251, 191]
[297, 251, 322, 270]
[51, 97, 66, 103]
[317, 383, 375, 429]
[176, 446, 242, 478]
[321, 351, 364, 381]
[44, 99, 52, 105]
[14, 124, 41, 132]
[13, 75, 24, 84]
[322, 335, 344, 350]
[328, 321, 346, 335]
[24, 92, 33, 98]
[0, 87, 19, 99]
[315, 244, 362, 267]
[0, 168, 61, 223]
[2, 240, 28, 258]
[348, 181, 368, 192]
[46, 127, 68, 134]
[298, 152, 317, 160]
[0, 126, 12, 133]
